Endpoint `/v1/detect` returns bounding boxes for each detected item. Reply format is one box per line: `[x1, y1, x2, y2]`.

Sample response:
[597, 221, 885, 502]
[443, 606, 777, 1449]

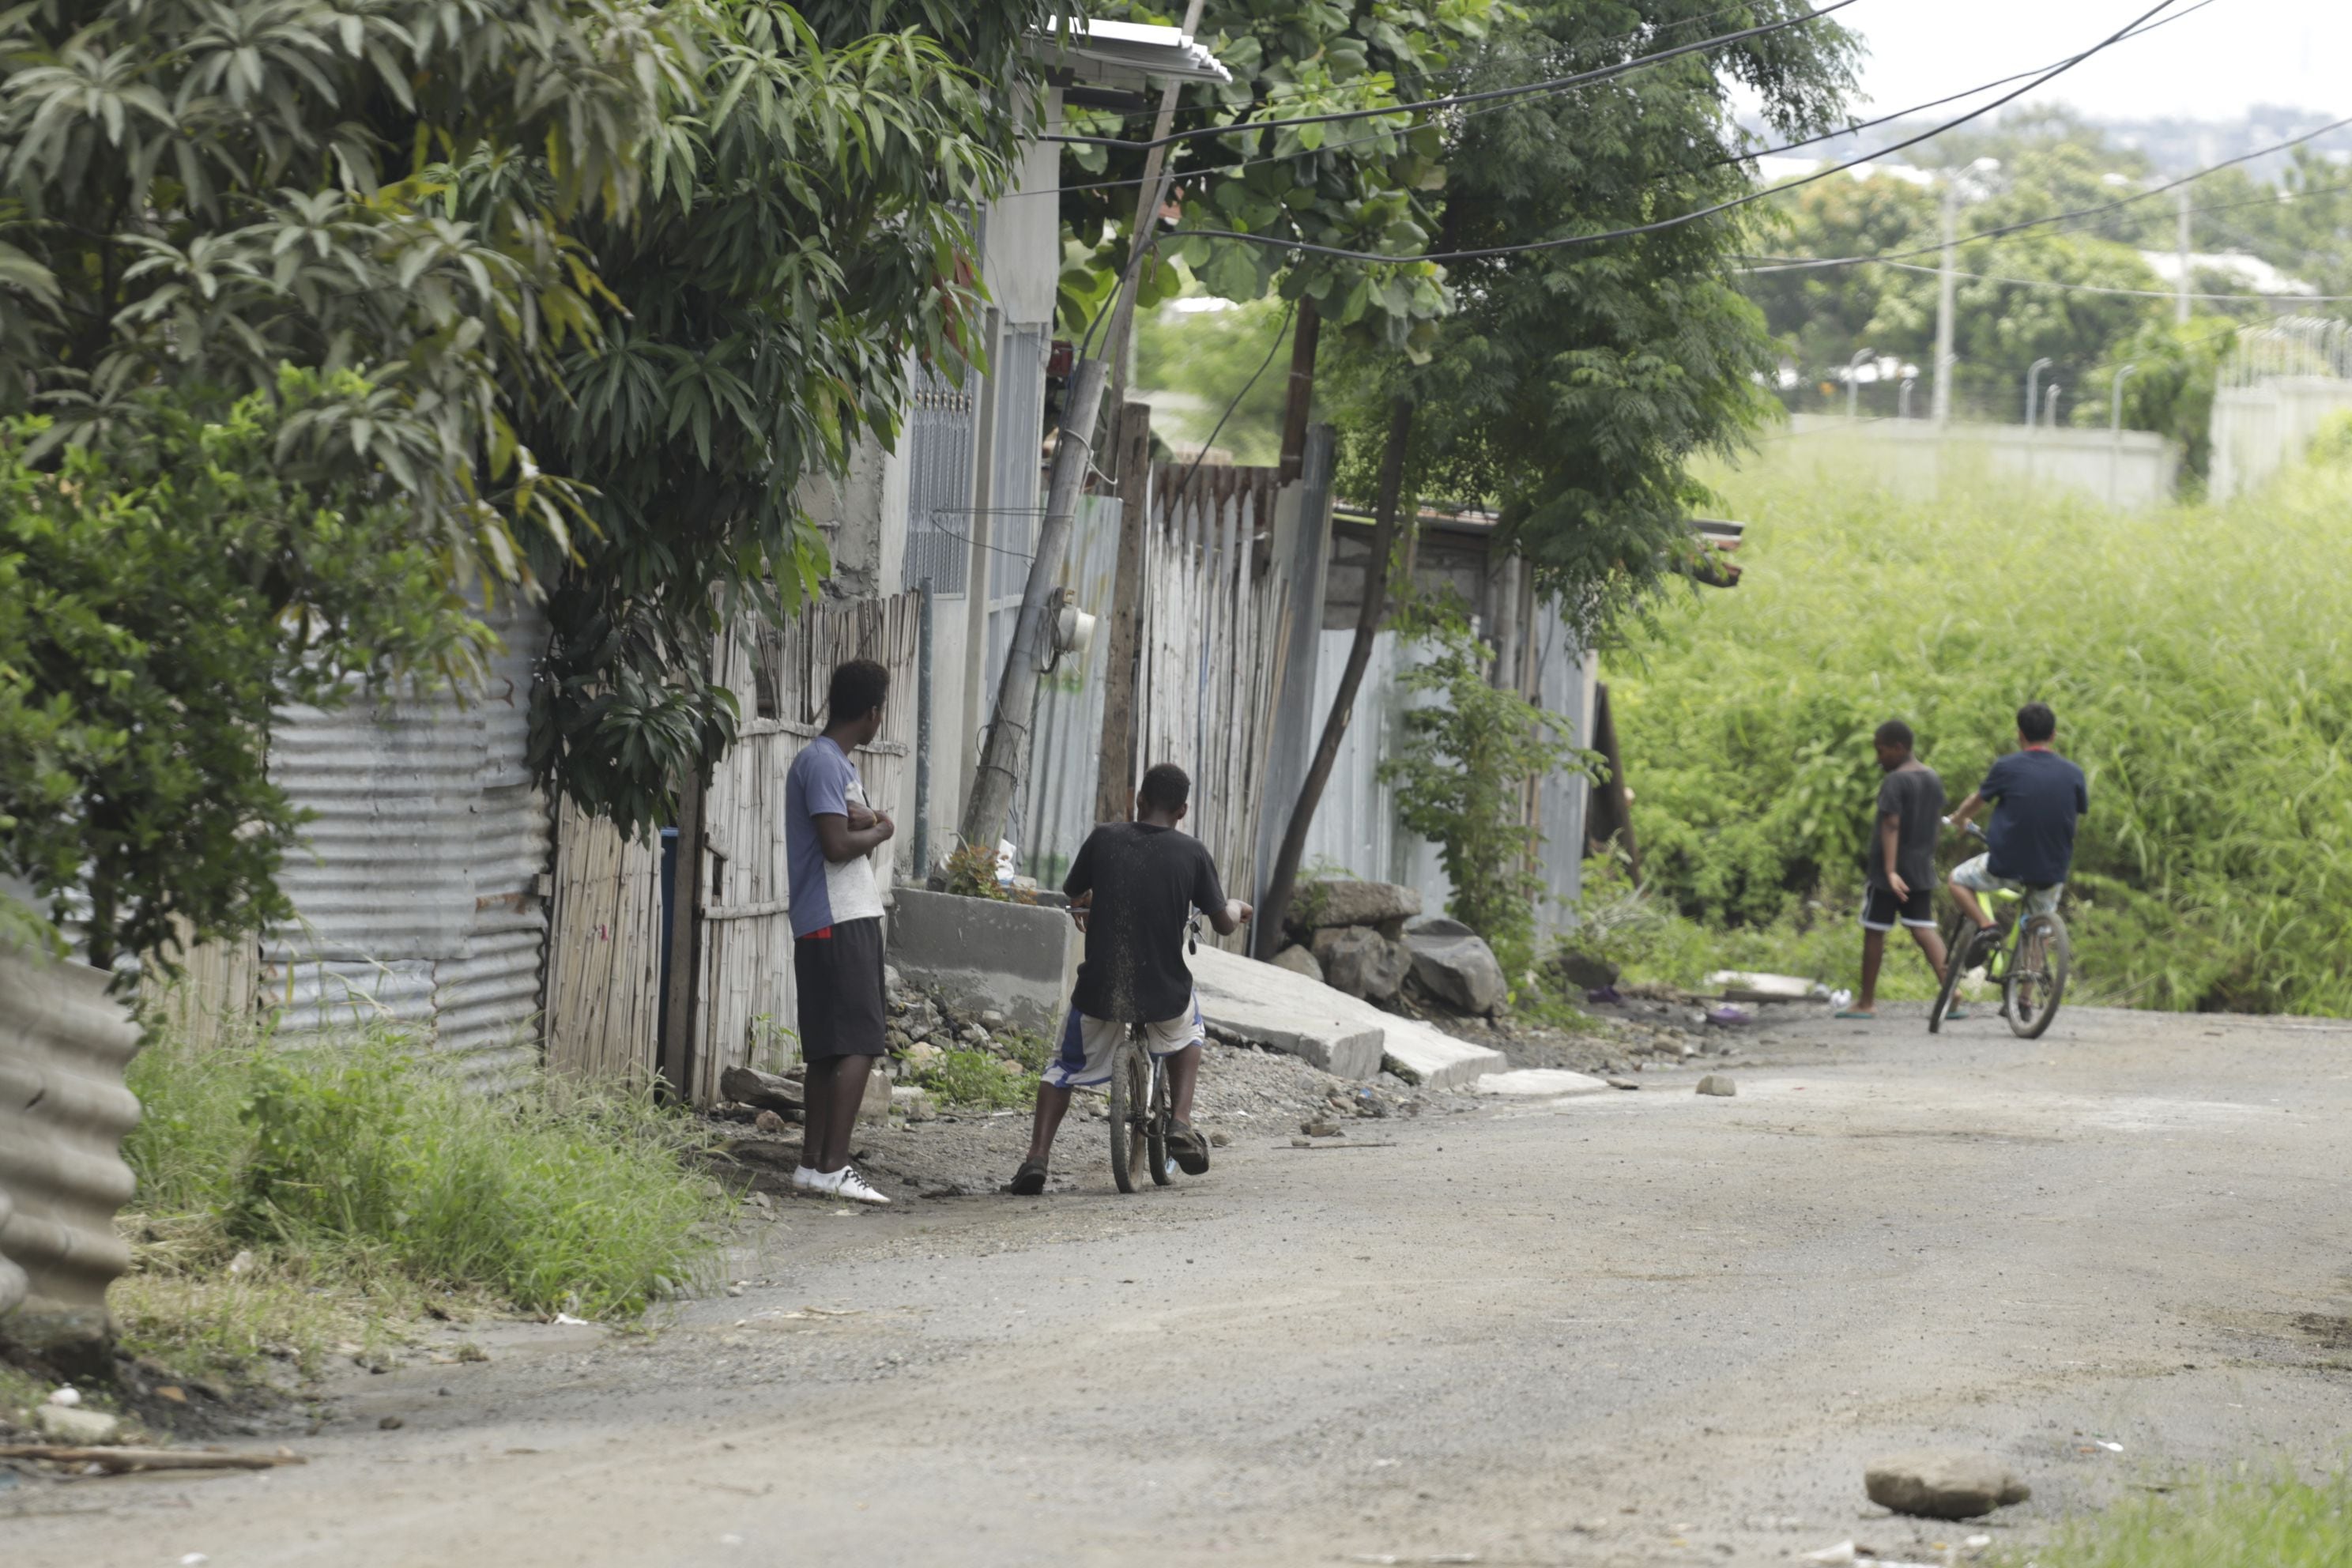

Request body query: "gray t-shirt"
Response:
[1867, 761, 1944, 892]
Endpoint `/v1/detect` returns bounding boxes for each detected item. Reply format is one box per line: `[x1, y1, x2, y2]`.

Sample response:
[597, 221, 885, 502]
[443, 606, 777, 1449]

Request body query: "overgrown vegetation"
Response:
[116, 1028, 730, 1377]
[2000, 1464, 2352, 1568]
[1383, 608, 1582, 988]
[1610, 441, 2352, 1015]
[903, 1047, 1035, 1112]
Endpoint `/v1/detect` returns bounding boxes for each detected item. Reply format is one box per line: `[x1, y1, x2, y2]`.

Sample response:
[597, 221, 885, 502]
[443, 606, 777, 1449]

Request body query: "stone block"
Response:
[887, 887, 1077, 1036]
[1295, 880, 1421, 929]
[1269, 945, 1324, 984]
[1405, 927, 1507, 1014]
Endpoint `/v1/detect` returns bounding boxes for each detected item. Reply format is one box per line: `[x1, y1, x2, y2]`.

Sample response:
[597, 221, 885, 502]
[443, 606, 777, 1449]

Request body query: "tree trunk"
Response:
[1255, 394, 1415, 951]
[1275, 299, 1322, 484]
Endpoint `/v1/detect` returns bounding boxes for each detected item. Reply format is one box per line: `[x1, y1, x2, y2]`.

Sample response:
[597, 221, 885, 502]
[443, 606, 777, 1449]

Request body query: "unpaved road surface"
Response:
[11, 1006, 2352, 1566]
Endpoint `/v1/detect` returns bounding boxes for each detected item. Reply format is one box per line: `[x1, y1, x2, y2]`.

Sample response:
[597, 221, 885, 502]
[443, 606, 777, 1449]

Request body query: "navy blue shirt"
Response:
[1979, 748, 2088, 885]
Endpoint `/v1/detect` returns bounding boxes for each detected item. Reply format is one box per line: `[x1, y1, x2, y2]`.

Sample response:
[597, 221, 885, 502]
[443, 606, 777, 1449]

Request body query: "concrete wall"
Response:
[1773, 415, 2180, 510]
[0, 942, 141, 1370]
[887, 887, 1078, 1036]
[2210, 377, 2352, 501]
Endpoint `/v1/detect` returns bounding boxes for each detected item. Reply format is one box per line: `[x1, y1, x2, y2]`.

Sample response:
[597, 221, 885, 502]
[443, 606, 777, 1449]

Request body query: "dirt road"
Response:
[11, 1006, 2351, 1566]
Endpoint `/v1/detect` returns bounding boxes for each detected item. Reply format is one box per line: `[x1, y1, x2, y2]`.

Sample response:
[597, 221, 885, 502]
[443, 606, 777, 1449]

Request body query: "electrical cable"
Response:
[1742, 111, 2352, 275]
[1048, 0, 2215, 202]
[1043, 0, 1864, 153]
[1158, 300, 1298, 517]
[1144, 0, 2179, 269]
[1811, 258, 2352, 303]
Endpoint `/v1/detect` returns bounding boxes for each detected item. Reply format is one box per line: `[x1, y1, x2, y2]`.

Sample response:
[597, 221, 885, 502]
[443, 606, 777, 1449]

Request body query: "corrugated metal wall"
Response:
[262, 598, 552, 1082]
[1017, 494, 1123, 887]
[903, 367, 979, 596]
[0, 944, 142, 1345]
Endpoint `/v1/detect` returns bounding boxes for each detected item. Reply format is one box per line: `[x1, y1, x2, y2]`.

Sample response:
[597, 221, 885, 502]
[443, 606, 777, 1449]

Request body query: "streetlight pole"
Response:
[1898, 374, 1916, 420]
[2109, 360, 2139, 508]
[2045, 382, 2061, 429]
[2175, 184, 2193, 326]
[1847, 347, 1873, 420]
[2026, 357, 2053, 429]
[1932, 176, 1958, 424]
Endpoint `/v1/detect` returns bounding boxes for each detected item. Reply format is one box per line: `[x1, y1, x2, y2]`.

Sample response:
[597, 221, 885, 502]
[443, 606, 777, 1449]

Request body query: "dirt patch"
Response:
[2290, 1312, 2352, 1350]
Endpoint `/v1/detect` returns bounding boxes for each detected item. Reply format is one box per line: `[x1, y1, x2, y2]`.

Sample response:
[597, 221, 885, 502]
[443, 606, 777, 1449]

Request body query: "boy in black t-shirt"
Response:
[1838, 719, 1950, 1020]
[1008, 763, 1250, 1196]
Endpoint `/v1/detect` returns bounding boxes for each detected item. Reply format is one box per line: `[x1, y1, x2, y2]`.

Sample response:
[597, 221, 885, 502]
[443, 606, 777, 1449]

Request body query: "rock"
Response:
[883, 963, 904, 997]
[1695, 1073, 1738, 1097]
[379, 1415, 405, 1431]
[1403, 926, 1507, 1014]
[720, 1064, 803, 1114]
[855, 1061, 895, 1123]
[978, 1008, 1008, 1030]
[752, 1109, 786, 1135]
[1209, 1131, 1231, 1148]
[1605, 1077, 1641, 1091]
[1864, 1450, 2031, 1520]
[889, 1085, 934, 1121]
[1551, 947, 1621, 990]
[1407, 915, 1476, 938]
[1268, 944, 1325, 984]
[1312, 925, 1410, 1001]
[36, 1404, 122, 1445]
[1294, 879, 1421, 930]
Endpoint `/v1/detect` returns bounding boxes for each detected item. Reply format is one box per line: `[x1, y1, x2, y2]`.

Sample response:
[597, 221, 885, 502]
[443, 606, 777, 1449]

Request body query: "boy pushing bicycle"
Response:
[1008, 763, 1250, 1196]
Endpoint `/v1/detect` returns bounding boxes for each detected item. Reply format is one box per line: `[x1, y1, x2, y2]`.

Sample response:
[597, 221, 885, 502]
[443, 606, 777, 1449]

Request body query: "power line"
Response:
[1144, 0, 2177, 270]
[1158, 300, 1297, 516]
[1042, 0, 2208, 204]
[1807, 258, 2352, 303]
[1044, 0, 1864, 154]
[1743, 111, 2352, 276]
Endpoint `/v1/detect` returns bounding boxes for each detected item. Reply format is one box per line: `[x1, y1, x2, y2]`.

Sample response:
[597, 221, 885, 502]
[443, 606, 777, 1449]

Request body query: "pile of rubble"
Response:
[1267, 879, 1507, 1016]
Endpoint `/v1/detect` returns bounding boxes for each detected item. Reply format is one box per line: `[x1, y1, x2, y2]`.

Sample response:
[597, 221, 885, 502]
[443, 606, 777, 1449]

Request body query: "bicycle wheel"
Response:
[2005, 913, 2070, 1039]
[1107, 1031, 1140, 1194]
[1146, 1057, 1174, 1186]
[1928, 914, 1969, 1034]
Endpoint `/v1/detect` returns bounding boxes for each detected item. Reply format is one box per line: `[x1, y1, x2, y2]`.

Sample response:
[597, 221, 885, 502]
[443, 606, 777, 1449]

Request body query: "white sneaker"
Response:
[791, 1166, 821, 1191]
[823, 1165, 891, 1206]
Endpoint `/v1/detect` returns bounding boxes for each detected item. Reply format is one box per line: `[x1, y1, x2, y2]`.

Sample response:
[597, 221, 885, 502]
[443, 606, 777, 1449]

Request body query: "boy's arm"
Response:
[1880, 813, 1909, 899]
[807, 753, 891, 863]
[1197, 851, 1250, 936]
[1946, 790, 1985, 829]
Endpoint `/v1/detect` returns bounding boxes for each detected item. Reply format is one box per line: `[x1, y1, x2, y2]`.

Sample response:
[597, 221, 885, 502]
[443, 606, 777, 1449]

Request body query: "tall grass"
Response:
[2003, 1465, 2352, 1567]
[1612, 445, 2352, 1014]
[118, 1029, 732, 1371]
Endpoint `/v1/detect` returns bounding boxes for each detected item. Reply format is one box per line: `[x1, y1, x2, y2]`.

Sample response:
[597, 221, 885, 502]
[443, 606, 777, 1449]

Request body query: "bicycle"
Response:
[1107, 914, 1200, 1194]
[1927, 823, 2071, 1039]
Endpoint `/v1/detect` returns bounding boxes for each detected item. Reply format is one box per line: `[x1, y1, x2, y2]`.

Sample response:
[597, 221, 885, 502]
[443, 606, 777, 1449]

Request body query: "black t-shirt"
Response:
[1980, 747, 2089, 885]
[1867, 761, 1945, 892]
[1063, 822, 1227, 1023]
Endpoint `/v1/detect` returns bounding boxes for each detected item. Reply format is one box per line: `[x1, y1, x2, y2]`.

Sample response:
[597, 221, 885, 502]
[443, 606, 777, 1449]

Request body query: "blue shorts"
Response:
[1039, 995, 1205, 1089]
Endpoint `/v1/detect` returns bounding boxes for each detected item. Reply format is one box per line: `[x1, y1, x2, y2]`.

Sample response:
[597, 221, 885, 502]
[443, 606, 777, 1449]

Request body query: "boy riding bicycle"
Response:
[1008, 763, 1250, 1197]
[1943, 701, 2088, 965]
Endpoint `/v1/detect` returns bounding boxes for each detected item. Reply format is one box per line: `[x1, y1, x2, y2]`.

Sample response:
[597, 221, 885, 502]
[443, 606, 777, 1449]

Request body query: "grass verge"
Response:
[113, 1026, 733, 1381]
[2005, 1465, 2352, 1566]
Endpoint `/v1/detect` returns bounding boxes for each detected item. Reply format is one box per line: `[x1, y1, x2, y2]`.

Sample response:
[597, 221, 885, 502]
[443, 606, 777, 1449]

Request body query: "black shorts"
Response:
[792, 916, 887, 1061]
[1860, 884, 1936, 932]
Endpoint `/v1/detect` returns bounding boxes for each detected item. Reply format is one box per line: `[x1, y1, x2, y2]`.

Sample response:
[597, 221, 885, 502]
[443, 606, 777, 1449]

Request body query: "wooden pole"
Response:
[1093, 402, 1155, 824]
[1257, 395, 1414, 947]
[1275, 300, 1322, 484]
[658, 767, 704, 1103]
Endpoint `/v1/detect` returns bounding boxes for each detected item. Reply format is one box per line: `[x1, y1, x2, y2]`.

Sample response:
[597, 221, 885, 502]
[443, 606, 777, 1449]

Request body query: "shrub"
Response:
[2003, 1464, 2352, 1568]
[907, 1048, 1034, 1111]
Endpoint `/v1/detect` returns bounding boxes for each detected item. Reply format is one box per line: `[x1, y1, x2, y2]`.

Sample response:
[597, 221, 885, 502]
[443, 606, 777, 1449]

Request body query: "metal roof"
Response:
[1033, 17, 1231, 87]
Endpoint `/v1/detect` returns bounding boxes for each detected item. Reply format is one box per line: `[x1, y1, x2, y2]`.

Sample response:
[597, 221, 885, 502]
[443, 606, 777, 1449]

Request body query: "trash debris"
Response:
[1800, 1544, 1858, 1565]
[1585, 985, 1621, 1004]
[1966, 1536, 1992, 1549]
[1829, 988, 1855, 1011]
[45, 1386, 80, 1408]
[1705, 1005, 1753, 1027]
[552, 1313, 590, 1326]
[1704, 970, 1814, 1001]
[2094, 1439, 2123, 1452]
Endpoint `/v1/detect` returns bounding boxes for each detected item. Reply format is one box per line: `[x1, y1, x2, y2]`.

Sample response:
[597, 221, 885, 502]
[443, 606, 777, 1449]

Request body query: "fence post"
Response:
[1092, 402, 1156, 825]
[1252, 423, 1338, 955]
[914, 579, 933, 880]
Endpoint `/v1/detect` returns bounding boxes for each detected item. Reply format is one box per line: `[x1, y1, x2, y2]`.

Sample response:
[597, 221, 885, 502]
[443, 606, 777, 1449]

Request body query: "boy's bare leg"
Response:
[1856, 929, 1888, 1012]
[1910, 923, 1951, 983]
[1024, 1082, 1074, 1164]
[813, 1056, 875, 1173]
[1950, 877, 1994, 933]
[1163, 1042, 1203, 1123]
[799, 1058, 838, 1169]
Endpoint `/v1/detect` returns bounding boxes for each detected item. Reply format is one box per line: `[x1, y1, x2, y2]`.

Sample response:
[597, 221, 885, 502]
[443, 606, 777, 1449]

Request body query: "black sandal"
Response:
[1008, 1159, 1048, 1196]
[1165, 1120, 1210, 1176]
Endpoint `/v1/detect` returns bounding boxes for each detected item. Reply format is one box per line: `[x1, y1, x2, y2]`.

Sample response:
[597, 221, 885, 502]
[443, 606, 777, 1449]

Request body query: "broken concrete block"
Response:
[1694, 1073, 1738, 1097]
[1404, 926, 1506, 1014]
[1864, 1450, 2030, 1520]
[1295, 880, 1421, 929]
[1311, 926, 1409, 1001]
[1268, 945, 1324, 984]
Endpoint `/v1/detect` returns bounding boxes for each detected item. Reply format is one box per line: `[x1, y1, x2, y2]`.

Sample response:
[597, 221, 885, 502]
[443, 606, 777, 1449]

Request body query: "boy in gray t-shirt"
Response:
[1837, 719, 1950, 1020]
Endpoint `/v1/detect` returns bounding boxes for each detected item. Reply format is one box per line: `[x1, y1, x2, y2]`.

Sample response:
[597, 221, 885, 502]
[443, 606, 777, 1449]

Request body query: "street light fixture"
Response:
[1848, 347, 1874, 420]
[2109, 361, 2140, 508]
[2026, 357, 2053, 428]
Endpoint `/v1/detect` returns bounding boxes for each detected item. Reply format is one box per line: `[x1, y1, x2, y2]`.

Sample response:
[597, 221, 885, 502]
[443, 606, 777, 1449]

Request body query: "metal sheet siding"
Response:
[1532, 602, 1593, 941]
[263, 600, 552, 1070]
[0, 944, 142, 1335]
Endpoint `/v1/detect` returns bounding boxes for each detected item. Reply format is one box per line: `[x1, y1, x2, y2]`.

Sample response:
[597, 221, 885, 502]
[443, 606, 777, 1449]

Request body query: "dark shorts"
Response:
[1860, 884, 1936, 932]
[793, 916, 887, 1061]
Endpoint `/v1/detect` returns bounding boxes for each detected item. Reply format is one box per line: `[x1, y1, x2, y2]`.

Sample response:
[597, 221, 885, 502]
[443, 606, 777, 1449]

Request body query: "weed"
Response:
[908, 1047, 1035, 1110]
[2000, 1464, 2352, 1567]
[114, 1027, 733, 1377]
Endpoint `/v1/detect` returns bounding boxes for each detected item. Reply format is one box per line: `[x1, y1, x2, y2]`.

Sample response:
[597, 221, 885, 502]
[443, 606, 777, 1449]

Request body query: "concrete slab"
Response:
[888, 888, 1078, 1035]
[1190, 947, 1386, 1079]
[1472, 1068, 1612, 1098]
[1377, 1019, 1508, 1090]
[1189, 947, 1507, 1087]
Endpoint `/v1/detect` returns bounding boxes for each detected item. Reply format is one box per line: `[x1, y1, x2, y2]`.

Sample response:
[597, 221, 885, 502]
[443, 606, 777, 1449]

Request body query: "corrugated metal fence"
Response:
[262, 597, 552, 1085]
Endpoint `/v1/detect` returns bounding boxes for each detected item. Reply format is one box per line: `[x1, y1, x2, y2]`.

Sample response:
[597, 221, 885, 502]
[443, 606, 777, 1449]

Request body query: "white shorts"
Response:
[1951, 854, 2063, 918]
[1040, 996, 1204, 1089]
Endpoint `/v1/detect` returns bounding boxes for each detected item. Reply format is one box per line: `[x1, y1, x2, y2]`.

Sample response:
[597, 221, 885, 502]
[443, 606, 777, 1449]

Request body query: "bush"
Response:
[907, 1047, 1035, 1111]
[122, 1031, 731, 1334]
[1613, 448, 2352, 1016]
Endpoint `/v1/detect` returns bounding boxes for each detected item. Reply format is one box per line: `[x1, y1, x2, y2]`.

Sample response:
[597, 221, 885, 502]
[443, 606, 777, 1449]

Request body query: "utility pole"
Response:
[962, 10, 1206, 852]
[1099, 0, 1207, 487]
[1932, 175, 1958, 424]
[2175, 183, 2192, 325]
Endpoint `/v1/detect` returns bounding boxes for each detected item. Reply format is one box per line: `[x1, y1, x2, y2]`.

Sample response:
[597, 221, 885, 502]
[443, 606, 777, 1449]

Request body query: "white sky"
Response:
[1840, 0, 2350, 122]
